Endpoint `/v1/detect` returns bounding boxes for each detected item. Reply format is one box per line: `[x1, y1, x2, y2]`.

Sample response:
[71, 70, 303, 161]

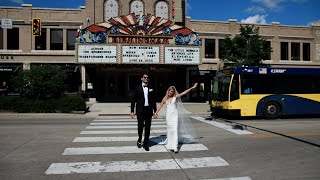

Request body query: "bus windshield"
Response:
[212, 74, 231, 101]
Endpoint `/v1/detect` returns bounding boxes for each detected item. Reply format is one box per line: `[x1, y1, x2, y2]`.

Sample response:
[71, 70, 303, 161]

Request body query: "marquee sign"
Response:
[76, 13, 202, 65]
[76, 13, 201, 46]
[77, 45, 117, 63]
[122, 46, 160, 64]
[111, 35, 170, 45]
[165, 47, 200, 64]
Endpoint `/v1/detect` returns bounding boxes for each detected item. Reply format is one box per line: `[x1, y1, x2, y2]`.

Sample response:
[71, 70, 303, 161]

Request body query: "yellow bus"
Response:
[211, 67, 320, 119]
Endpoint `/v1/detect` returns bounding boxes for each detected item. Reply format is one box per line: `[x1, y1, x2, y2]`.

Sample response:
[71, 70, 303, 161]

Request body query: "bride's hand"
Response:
[192, 82, 198, 89]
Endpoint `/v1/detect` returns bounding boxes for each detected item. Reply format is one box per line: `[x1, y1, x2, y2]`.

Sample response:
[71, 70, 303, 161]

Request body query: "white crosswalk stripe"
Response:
[90, 121, 166, 125]
[45, 156, 229, 175]
[191, 116, 253, 135]
[62, 144, 209, 155]
[73, 136, 158, 142]
[80, 129, 167, 134]
[86, 125, 167, 129]
[93, 119, 165, 122]
[45, 116, 250, 178]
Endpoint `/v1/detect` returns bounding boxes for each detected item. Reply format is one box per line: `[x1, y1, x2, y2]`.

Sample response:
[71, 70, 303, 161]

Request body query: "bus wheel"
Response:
[263, 102, 280, 119]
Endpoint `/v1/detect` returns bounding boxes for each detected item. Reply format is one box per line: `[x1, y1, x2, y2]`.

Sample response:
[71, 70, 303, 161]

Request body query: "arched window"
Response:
[105, 0, 119, 21]
[155, 1, 169, 19]
[130, 0, 144, 15]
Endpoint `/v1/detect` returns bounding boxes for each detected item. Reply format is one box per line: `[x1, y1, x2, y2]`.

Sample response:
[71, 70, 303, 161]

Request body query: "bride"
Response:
[153, 83, 198, 153]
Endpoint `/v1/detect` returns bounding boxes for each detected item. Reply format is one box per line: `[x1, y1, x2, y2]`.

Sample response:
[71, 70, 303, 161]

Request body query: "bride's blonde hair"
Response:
[166, 86, 177, 99]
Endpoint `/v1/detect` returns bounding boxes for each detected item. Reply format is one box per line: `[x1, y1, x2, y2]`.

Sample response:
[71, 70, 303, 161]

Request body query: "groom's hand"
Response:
[153, 113, 158, 119]
[130, 112, 135, 119]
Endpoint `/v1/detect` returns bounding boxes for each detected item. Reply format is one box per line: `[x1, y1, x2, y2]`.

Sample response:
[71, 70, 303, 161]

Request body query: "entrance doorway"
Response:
[189, 70, 216, 102]
[85, 65, 193, 102]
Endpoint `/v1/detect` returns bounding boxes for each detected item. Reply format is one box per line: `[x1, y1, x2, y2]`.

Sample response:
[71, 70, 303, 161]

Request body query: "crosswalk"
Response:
[45, 115, 251, 179]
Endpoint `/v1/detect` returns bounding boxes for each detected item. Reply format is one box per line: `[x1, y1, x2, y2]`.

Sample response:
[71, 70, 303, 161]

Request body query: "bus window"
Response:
[230, 75, 239, 101]
[242, 79, 252, 94]
[212, 75, 230, 101]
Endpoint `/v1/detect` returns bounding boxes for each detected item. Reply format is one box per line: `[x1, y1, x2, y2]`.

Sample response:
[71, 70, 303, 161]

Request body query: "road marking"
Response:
[45, 156, 228, 175]
[202, 177, 252, 180]
[94, 119, 165, 122]
[192, 117, 253, 135]
[95, 117, 165, 121]
[86, 125, 167, 129]
[73, 136, 156, 142]
[90, 122, 166, 125]
[248, 132, 320, 138]
[62, 144, 208, 155]
[80, 129, 167, 135]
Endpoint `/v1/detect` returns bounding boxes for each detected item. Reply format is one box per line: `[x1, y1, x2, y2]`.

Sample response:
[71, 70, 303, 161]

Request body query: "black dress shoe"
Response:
[137, 141, 142, 148]
[143, 145, 149, 151]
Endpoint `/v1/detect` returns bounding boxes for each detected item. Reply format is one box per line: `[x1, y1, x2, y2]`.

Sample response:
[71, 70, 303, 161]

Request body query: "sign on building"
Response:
[165, 47, 200, 64]
[0, 19, 12, 29]
[122, 46, 160, 64]
[77, 45, 117, 63]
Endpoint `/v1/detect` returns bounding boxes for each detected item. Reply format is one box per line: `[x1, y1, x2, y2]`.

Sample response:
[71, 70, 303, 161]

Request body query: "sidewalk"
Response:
[86, 102, 212, 117]
[0, 102, 212, 118]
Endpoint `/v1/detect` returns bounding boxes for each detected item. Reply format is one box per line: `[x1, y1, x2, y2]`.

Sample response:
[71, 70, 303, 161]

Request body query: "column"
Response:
[81, 65, 86, 91]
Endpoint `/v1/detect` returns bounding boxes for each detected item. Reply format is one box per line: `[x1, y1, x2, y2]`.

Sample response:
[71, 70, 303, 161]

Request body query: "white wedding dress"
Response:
[160, 92, 198, 150]
[165, 96, 179, 150]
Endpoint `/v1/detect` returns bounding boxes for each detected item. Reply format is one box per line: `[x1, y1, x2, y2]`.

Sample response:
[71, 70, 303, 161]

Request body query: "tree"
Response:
[11, 65, 66, 100]
[221, 25, 272, 67]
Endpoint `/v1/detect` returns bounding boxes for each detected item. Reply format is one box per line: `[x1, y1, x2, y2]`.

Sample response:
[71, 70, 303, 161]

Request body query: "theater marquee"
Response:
[77, 45, 117, 63]
[122, 46, 160, 64]
[165, 47, 200, 64]
[76, 13, 201, 65]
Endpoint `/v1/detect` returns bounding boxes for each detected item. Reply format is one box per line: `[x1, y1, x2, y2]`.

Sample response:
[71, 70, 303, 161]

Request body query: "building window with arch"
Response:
[155, 1, 169, 19]
[105, 0, 119, 21]
[130, 0, 144, 15]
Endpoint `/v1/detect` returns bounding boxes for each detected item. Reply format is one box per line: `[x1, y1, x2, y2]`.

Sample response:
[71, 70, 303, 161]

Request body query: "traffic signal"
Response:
[32, 18, 41, 36]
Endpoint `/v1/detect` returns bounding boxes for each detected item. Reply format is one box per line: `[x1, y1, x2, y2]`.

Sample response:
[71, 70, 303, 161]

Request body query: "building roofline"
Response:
[190, 19, 229, 24]
[0, 4, 84, 11]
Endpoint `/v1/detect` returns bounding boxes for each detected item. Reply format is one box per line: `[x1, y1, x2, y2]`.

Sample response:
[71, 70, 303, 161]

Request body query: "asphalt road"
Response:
[0, 114, 319, 180]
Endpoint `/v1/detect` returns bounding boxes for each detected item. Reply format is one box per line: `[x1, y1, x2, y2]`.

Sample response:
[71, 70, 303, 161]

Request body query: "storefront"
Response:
[0, 63, 22, 93]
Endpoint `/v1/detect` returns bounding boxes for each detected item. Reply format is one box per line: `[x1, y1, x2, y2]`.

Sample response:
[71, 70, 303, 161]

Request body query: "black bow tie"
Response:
[143, 85, 148, 88]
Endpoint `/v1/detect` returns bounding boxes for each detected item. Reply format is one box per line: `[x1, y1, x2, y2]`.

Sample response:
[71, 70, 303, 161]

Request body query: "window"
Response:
[291, 42, 300, 61]
[230, 75, 239, 101]
[105, 0, 119, 21]
[281, 42, 288, 60]
[0, 29, 3, 49]
[35, 28, 46, 50]
[241, 74, 320, 94]
[218, 39, 225, 59]
[263, 41, 271, 60]
[50, 29, 63, 50]
[303, 43, 310, 61]
[7, 28, 19, 50]
[205, 39, 215, 58]
[67, 29, 77, 50]
[131, 0, 144, 15]
[155, 1, 169, 19]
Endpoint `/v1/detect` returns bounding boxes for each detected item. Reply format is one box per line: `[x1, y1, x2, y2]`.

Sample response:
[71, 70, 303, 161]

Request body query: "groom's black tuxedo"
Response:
[131, 84, 157, 147]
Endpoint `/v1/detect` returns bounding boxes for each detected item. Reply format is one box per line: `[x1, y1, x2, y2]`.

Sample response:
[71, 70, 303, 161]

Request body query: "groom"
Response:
[130, 73, 157, 151]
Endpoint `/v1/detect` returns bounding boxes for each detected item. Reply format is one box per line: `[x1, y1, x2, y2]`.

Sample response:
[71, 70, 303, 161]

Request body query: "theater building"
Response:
[0, 0, 319, 102]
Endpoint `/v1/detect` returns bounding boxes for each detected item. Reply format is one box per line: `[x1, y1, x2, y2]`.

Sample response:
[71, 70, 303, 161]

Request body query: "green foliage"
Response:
[11, 65, 66, 100]
[0, 96, 87, 113]
[221, 25, 272, 67]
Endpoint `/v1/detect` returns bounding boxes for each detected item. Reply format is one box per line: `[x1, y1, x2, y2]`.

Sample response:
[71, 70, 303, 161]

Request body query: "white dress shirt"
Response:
[142, 83, 149, 106]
